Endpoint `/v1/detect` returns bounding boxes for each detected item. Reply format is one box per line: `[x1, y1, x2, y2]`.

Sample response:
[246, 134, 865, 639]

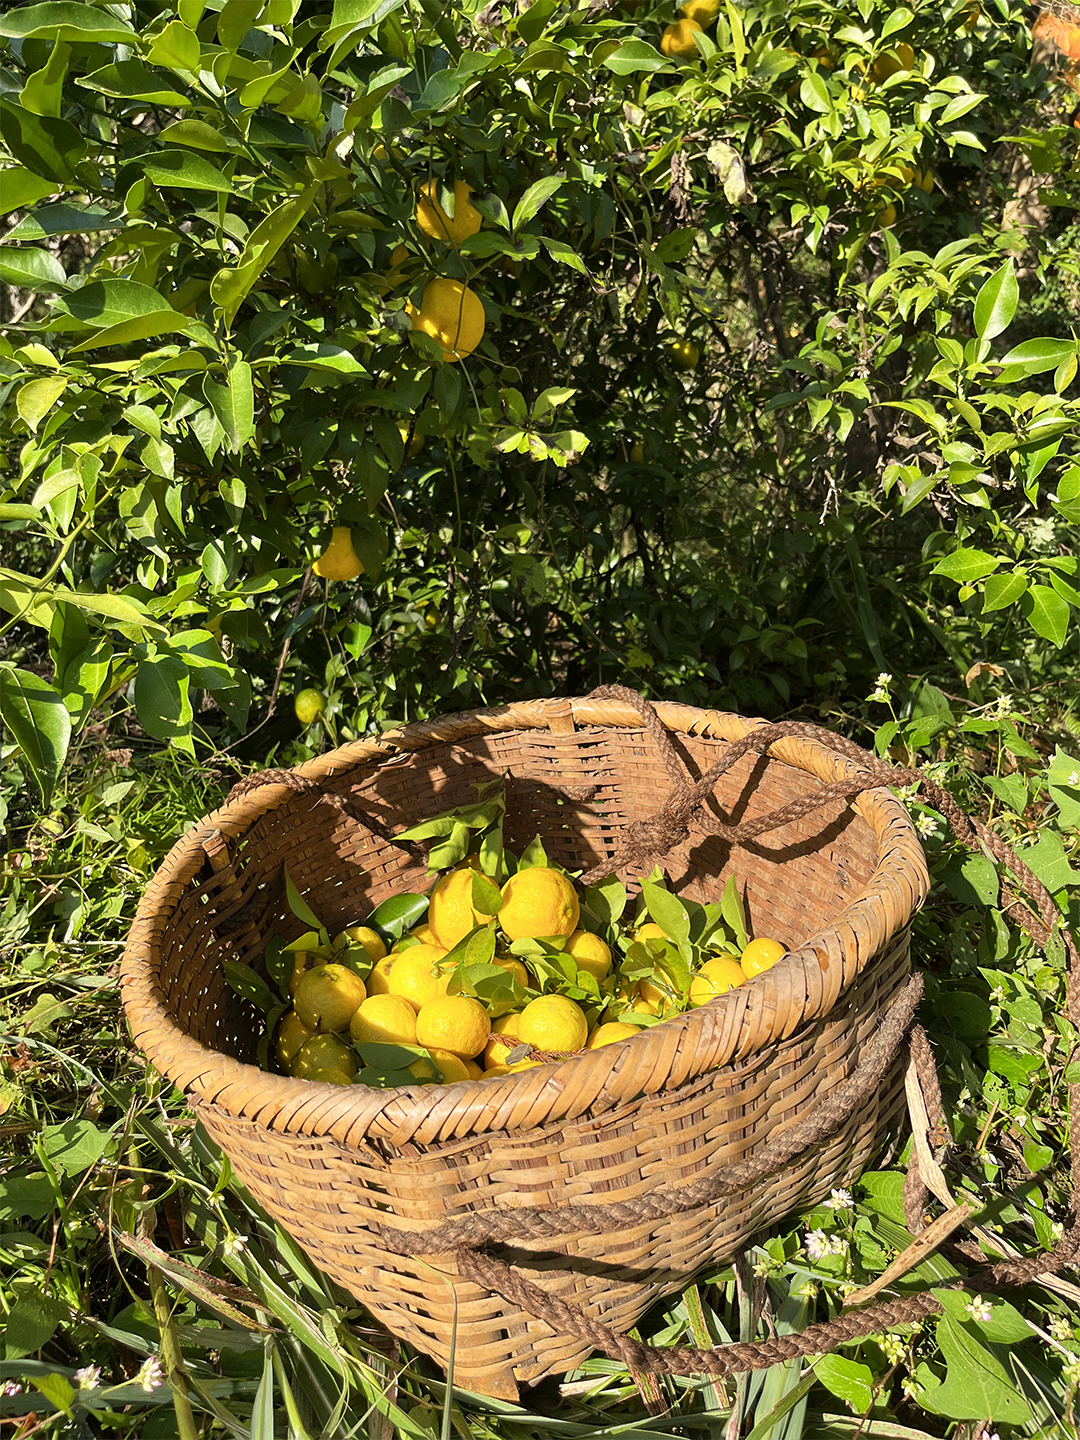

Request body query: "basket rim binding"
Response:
[120, 695, 930, 1149]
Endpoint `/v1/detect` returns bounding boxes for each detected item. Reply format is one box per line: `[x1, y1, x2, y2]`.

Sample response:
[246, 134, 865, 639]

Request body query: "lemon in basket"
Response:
[564, 930, 612, 980]
[386, 946, 453, 1010]
[428, 867, 491, 948]
[349, 994, 419, 1047]
[483, 1012, 524, 1069]
[518, 995, 588, 1053]
[416, 995, 491, 1059]
[334, 925, 387, 962]
[741, 937, 787, 978]
[276, 1010, 315, 1069]
[291, 1034, 358, 1078]
[293, 963, 367, 1032]
[688, 956, 746, 1006]
[586, 1021, 642, 1049]
[499, 869, 579, 941]
[409, 1047, 471, 1083]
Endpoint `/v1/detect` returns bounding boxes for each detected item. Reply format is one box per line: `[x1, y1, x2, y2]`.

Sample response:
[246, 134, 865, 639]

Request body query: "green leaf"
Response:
[5, 201, 118, 241]
[366, 892, 428, 938]
[203, 359, 255, 452]
[0, 165, 58, 215]
[142, 150, 234, 193]
[21, 37, 71, 119]
[145, 19, 201, 72]
[0, 244, 66, 289]
[283, 342, 366, 374]
[994, 336, 1076, 382]
[582, 874, 627, 928]
[916, 1315, 1029, 1421]
[470, 870, 503, 916]
[512, 177, 563, 230]
[284, 868, 329, 937]
[601, 39, 671, 74]
[720, 874, 749, 950]
[1016, 830, 1080, 892]
[209, 182, 319, 326]
[133, 654, 192, 743]
[39, 1118, 110, 1176]
[541, 236, 589, 275]
[0, 1172, 55, 1221]
[641, 879, 691, 945]
[4, 1296, 69, 1363]
[937, 854, 998, 906]
[1021, 584, 1070, 646]
[0, 98, 86, 184]
[814, 1354, 875, 1413]
[78, 60, 191, 107]
[973, 260, 1018, 341]
[0, 667, 70, 806]
[28, 1373, 76, 1415]
[223, 959, 280, 1014]
[0, 3, 136, 42]
[16, 375, 67, 430]
[62, 278, 175, 327]
[219, 0, 265, 51]
[158, 119, 230, 152]
[982, 569, 1028, 612]
[931, 547, 1000, 584]
[881, 6, 915, 36]
[68, 310, 194, 353]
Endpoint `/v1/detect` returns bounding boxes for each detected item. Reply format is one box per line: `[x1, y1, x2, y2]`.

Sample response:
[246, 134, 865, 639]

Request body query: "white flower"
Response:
[221, 1232, 247, 1259]
[824, 1188, 854, 1210]
[876, 673, 892, 688]
[1048, 1315, 1075, 1342]
[805, 1228, 830, 1260]
[73, 1366, 101, 1391]
[995, 694, 1013, 715]
[1014, 1112, 1027, 1128]
[136, 1358, 165, 1392]
[0, 1382, 23, 1397]
[989, 986, 1006, 1005]
[964, 1294, 993, 1324]
[916, 814, 939, 838]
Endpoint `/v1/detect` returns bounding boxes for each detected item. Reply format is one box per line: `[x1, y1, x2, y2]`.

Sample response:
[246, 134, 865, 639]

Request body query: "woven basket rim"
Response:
[121, 695, 929, 1147]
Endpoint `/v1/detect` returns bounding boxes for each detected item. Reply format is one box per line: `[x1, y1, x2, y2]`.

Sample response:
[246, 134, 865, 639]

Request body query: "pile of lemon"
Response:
[268, 858, 787, 1089]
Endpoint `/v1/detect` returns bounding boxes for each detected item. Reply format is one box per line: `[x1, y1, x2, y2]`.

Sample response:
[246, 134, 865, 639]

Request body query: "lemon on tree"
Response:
[415, 995, 491, 1059]
[668, 336, 700, 371]
[293, 963, 367, 1032]
[518, 995, 589, 1053]
[660, 18, 703, 57]
[409, 278, 486, 363]
[499, 867, 579, 940]
[416, 178, 482, 246]
[314, 528, 363, 580]
[294, 689, 326, 726]
[679, 0, 718, 23]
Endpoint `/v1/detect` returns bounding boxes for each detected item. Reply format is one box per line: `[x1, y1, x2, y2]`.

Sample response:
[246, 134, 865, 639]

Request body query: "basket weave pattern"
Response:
[122, 697, 929, 1398]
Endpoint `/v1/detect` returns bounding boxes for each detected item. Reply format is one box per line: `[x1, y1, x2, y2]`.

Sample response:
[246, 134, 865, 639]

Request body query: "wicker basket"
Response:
[121, 695, 929, 1399]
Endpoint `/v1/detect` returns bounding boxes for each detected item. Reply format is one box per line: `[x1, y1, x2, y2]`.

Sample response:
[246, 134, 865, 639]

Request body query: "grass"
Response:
[2, 693, 1080, 1440]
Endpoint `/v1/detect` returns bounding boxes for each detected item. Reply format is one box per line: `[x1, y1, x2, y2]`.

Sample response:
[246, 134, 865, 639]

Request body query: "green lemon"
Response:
[295, 689, 327, 726]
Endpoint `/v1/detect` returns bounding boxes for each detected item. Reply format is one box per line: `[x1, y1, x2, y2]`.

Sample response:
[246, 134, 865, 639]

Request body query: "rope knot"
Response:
[624, 812, 690, 858]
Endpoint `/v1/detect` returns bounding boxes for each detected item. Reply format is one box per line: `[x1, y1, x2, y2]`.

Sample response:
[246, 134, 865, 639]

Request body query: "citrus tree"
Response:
[0, 0, 1077, 805]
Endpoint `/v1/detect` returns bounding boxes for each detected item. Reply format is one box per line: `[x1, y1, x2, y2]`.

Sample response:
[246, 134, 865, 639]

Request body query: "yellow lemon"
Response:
[293, 964, 367, 1033]
[518, 995, 589, 1053]
[415, 995, 491, 1059]
[660, 18, 703, 57]
[409, 922, 439, 945]
[679, 0, 718, 22]
[386, 945, 452, 1011]
[483, 1011, 524, 1068]
[291, 1033, 358, 1078]
[463, 1059, 484, 1079]
[302, 1066, 356, 1086]
[428, 868, 490, 949]
[870, 42, 914, 84]
[565, 930, 612, 980]
[586, 1021, 642, 1049]
[741, 936, 787, 978]
[334, 925, 387, 963]
[875, 202, 897, 229]
[276, 1010, 315, 1069]
[629, 440, 645, 462]
[409, 277, 486, 363]
[668, 336, 700, 370]
[288, 953, 323, 998]
[365, 955, 396, 995]
[416, 178, 482, 246]
[634, 922, 669, 944]
[499, 868, 580, 941]
[349, 993, 419, 1047]
[409, 1047, 470, 1083]
[688, 956, 746, 1006]
[294, 689, 326, 725]
[314, 527, 363, 581]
